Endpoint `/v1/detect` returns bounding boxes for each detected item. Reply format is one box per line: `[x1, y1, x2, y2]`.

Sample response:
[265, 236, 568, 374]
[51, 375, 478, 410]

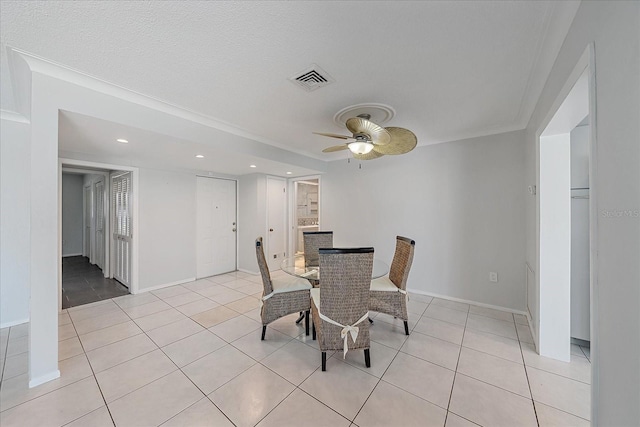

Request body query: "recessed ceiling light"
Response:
[116, 139, 129, 143]
[195, 154, 205, 158]
[286, 172, 292, 175]
[250, 164, 257, 168]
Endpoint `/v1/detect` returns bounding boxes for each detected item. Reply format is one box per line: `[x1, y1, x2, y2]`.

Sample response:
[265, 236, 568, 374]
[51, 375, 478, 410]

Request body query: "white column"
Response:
[538, 133, 571, 362]
[28, 73, 60, 387]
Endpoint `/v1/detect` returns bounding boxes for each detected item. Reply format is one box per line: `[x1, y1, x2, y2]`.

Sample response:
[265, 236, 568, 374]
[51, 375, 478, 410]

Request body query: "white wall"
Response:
[0, 116, 31, 327]
[323, 130, 526, 311]
[237, 173, 266, 274]
[524, 1, 640, 424]
[61, 174, 84, 256]
[137, 168, 196, 291]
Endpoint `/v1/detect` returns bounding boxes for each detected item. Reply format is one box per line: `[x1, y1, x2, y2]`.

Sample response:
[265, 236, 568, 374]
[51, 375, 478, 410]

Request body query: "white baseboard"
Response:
[406, 288, 528, 316]
[237, 268, 259, 276]
[0, 317, 29, 329]
[62, 253, 83, 258]
[527, 314, 539, 351]
[29, 370, 61, 388]
[135, 277, 196, 294]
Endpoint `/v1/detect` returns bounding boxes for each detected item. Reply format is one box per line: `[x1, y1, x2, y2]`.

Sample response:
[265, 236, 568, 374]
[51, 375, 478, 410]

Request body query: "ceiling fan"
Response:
[313, 113, 417, 160]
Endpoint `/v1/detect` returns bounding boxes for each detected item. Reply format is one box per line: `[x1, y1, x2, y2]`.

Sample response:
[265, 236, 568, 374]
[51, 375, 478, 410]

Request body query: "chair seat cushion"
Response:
[272, 275, 312, 294]
[370, 276, 399, 292]
[310, 287, 320, 308]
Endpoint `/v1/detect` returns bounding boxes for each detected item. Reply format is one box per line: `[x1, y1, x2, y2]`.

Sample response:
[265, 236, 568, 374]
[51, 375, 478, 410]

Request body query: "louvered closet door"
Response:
[112, 173, 132, 288]
[94, 180, 105, 270]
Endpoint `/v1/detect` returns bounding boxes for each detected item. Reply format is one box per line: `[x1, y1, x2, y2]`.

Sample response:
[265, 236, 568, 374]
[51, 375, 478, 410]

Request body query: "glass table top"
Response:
[280, 254, 389, 282]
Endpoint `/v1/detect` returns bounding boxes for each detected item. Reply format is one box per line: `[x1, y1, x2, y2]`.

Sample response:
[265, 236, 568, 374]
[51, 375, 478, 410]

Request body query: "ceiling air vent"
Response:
[290, 64, 334, 92]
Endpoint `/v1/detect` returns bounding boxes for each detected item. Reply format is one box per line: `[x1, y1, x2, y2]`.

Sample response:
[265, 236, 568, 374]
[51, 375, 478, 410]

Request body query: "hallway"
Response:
[62, 256, 129, 309]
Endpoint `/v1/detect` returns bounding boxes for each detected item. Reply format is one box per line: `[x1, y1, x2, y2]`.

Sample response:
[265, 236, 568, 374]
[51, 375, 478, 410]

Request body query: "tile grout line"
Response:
[150, 331, 237, 427]
[0, 327, 14, 384]
[443, 303, 469, 425]
[5, 279, 592, 426]
[348, 329, 407, 423]
[62, 308, 117, 427]
[515, 312, 540, 427]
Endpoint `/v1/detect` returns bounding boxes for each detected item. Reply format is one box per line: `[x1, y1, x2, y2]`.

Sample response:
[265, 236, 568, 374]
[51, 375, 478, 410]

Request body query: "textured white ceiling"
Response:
[1, 1, 579, 160]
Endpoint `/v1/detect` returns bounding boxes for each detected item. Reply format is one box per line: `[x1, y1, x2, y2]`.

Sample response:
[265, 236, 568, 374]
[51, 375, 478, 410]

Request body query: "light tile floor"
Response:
[0, 270, 591, 426]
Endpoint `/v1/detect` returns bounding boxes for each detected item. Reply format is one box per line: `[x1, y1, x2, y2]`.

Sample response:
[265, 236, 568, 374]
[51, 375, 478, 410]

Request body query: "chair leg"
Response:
[295, 311, 304, 324]
[404, 320, 409, 336]
[305, 310, 310, 336]
[368, 317, 374, 324]
[322, 352, 327, 371]
[261, 325, 266, 340]
[364, 349, 371, 368]
[312, 322, 316, 340]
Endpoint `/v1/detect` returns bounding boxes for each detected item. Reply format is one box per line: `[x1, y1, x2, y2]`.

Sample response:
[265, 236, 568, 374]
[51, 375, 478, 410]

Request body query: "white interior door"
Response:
[112, 172, 132, 288]
[267, 177, 287, 271]
[84, 185, 91, 258]
[94, 180, 105, 270]
[196, 177, 237, 278]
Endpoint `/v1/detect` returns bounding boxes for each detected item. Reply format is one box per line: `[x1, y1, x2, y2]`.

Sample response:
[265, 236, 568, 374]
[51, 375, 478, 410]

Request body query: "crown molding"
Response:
[517, 0, 581, 130]
[5, 47, 326, 161]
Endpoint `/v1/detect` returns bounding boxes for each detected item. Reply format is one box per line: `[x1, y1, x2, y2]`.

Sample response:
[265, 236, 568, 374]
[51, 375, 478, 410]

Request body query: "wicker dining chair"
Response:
[369, 236, 415, 335]
[310, 247, 374, 371]
[255, 237, 312, 340]
[303, 231, 333, 288]
[303, 231, 333, 268]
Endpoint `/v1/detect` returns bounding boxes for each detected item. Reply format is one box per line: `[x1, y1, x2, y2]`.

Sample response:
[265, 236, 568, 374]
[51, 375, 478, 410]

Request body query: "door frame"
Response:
[534, 44, 598, 419]
[266, 176, 287, 272]
[64, 168, 109, 268]
[287, 175, 322, 260]
[93, 178, 106, 270]
[83, 184, 91, 258]
[58, 158, 140, 311]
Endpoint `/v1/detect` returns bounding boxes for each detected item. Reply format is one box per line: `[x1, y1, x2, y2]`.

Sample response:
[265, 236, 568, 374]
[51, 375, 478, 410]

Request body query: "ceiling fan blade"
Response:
[345, 117, 391, 146]
[313, 132, 353, 140]
[375, 127, 418, 155]
[322, 145, 349, 153]
[353, 149, 385, 160]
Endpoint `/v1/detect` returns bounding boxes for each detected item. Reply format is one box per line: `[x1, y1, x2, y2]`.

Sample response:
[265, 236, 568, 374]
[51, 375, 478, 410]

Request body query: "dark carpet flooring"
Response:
[62, 256, 129, 309]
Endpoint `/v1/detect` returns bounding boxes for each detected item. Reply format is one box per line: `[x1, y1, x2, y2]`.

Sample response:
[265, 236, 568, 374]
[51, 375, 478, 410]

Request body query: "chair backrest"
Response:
[255, 237, 273, 295]
[318, 247, 374, 326]
[303, 231, 333, 267]
[389, 236, 415, 290]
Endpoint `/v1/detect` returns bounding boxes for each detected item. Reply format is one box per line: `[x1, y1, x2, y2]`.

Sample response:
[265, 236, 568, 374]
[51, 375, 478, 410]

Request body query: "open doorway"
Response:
[60, 165, 134, 309]
[62, 170, 125, 308]
[536, 60, 594, 361]
[527, 46, 597, 370]
[530, 45, 596, 423]
[291, 177, 320, 256]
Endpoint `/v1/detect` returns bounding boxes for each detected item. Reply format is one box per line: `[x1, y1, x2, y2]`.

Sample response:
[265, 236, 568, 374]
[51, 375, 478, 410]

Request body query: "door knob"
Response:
[232, 228, 237, 232]
[269, 228, 274, 232]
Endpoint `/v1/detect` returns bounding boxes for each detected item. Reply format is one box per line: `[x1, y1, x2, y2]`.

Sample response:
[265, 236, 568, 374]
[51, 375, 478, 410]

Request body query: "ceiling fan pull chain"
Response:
[359, 163, 362, 169]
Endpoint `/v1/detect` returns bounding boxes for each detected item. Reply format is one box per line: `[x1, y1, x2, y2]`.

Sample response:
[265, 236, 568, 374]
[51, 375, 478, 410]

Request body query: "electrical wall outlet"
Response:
[489, 272, 498, 282]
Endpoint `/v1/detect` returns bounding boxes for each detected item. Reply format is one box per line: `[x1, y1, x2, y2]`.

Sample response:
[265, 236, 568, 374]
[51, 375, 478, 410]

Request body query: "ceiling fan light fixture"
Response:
[348, 141, 374, 155]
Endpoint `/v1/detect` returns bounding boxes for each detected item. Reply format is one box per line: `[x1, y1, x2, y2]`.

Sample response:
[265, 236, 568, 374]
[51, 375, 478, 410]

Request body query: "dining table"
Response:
[281, 254, 389, 325]
[280, 254, 389, 284]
